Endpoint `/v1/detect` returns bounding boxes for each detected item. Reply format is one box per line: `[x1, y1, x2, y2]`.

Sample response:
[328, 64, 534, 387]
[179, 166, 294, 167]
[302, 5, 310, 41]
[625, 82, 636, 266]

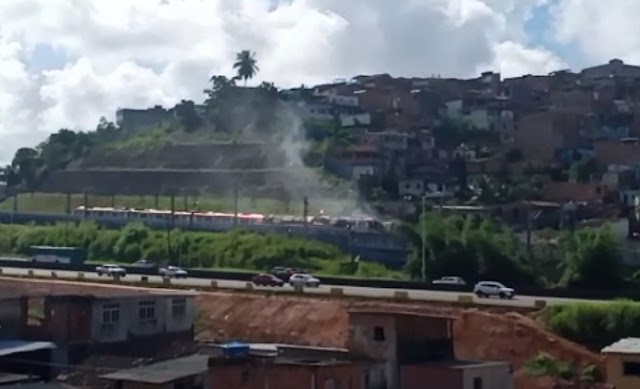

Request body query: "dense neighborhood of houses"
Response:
[114, 59, 640, 229]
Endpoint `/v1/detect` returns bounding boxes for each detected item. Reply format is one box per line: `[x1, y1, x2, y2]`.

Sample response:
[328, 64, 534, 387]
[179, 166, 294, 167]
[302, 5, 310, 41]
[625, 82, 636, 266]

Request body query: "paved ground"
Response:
[0, 266, 599, 308]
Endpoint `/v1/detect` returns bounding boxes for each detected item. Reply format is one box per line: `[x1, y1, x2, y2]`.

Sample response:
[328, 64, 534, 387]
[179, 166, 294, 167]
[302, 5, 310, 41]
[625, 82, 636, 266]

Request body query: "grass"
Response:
[0, 192, 345, 215]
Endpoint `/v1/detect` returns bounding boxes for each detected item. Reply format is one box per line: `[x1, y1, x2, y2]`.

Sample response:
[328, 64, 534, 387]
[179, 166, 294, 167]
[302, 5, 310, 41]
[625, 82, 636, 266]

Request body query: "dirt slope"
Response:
[195, 293, 606, 389]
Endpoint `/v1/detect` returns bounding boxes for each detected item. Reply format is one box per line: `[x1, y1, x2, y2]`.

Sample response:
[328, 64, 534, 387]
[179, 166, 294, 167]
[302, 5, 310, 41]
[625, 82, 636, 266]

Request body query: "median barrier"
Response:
[51, 271, 57, 278]
[294, 284, 304, 294]
[77, 272, 84, 279]
[458, 295, 474, 303]
[534, 300, 547, 309]
[394, 291, 409, 300]
[162, 277, 171, 285]
[0, 268, 3, 275]
[27, 270, 34, 277]
[246, 282, 253, 290]
[210, 280, 218, 288]
[141, 276, 148, 283]
[330, 287, 344, 296]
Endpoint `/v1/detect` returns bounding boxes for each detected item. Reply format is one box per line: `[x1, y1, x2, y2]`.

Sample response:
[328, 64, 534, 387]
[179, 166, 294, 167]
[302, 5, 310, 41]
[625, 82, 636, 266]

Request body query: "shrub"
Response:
[0, 222, 398, 278]
[543, 301, 640, 350]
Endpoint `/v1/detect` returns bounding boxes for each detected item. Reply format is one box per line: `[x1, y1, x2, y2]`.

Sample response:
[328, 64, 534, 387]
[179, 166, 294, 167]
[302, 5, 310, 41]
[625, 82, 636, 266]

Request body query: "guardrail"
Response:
[1, 258, 639, 301]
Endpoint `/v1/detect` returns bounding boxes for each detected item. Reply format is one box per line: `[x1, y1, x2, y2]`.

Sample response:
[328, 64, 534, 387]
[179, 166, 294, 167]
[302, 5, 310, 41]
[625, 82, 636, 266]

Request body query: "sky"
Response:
[0, 0, 637, 162]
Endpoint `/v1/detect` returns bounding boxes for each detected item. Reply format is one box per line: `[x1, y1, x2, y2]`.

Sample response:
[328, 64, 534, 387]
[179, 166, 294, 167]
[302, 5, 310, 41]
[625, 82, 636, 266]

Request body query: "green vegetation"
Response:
[523, 352, 600, 382]
[0, 221, 401, 278]
[399, 211, 629, 289]
[542, 301, 640, 350]
[401, 213, 537, 285]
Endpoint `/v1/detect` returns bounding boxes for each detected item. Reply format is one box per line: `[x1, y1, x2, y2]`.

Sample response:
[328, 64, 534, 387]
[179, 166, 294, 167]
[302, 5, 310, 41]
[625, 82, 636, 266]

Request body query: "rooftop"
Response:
[0, 279, 195, 299]
[347, 308, 457, 321]
[602, 338, 640, 354]
[100, 354, 210, 384]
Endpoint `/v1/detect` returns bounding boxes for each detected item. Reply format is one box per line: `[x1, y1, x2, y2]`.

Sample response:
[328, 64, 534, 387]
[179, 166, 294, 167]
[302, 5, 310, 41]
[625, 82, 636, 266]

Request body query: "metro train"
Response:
[73, 206, 392, 232]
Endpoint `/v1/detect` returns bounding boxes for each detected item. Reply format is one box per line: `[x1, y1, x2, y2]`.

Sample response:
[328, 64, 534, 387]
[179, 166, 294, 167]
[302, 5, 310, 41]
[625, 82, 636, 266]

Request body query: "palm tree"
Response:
[233, 50, 259, 86]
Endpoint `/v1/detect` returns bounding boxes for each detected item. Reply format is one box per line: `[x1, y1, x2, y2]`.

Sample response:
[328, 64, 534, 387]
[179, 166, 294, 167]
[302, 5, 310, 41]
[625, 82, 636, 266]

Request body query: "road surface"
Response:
[0, 266, 598, 308]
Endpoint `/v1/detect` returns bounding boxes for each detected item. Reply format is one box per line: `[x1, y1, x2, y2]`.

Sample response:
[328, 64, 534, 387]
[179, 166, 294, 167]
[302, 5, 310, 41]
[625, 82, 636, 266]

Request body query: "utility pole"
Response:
[65, 193, 71, 215]
[421, 195, 427, 283]
[167, 193, 175, 263]
[526, 203, 532, 260]
[83, 191, 89, 220]
[303, 196, 309, 227]
[233, 180, 239, 226]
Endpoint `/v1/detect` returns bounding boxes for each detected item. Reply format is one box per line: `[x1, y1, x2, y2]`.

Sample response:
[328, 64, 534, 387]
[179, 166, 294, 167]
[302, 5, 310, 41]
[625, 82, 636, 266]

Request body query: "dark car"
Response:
[252, 273, 285, 287]
[270, 267, 303, 282]
[132, 260, 158, 269]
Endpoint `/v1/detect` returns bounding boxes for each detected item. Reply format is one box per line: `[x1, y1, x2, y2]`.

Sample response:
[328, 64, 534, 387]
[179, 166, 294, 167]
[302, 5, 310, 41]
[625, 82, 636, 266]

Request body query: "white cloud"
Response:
[0, 0, 565, 163]
[551, 0, 640, 64]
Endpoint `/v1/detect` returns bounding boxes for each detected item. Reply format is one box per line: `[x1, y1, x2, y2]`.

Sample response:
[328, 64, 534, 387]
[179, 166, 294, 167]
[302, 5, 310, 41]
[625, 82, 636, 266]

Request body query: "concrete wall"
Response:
[401, 365, 462, 389]
[605, 353, 640, 389]
[347, 313, 397, 388]
[209, 361, 363, 389]
[90, 295, 195, 344]
[461, 363, 514, 389]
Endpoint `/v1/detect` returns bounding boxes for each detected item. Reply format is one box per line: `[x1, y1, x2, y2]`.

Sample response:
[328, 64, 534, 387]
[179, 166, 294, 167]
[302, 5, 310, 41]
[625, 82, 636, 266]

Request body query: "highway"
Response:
[0, 266, 597, 308]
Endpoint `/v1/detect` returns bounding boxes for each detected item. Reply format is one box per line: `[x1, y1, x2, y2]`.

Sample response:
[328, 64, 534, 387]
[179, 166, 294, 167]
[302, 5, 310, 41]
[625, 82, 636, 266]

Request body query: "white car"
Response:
[432, 276, 466, 286]
[473, 281, 515, 299]
[288, 273, 321, 288]
[96, 264, 127, 277]
[159, 266, 188, 279]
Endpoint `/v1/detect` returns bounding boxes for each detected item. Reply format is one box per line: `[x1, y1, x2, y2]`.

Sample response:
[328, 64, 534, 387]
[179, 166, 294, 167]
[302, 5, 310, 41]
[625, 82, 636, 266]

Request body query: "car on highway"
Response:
[473, 281, 515, 299]
[252, 273, 285, 287]
[96, 264, 127, 278]
[271, 266, 304, 282]
[432, 276, 466, 286]
[132, 259, 158, 270]
[288, 273, 321, 288]
[159, 266, 188, 279]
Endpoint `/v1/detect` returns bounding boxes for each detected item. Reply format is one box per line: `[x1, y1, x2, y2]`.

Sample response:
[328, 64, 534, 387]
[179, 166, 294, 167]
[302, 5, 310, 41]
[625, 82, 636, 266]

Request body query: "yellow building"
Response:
[602, 337, 640, 389]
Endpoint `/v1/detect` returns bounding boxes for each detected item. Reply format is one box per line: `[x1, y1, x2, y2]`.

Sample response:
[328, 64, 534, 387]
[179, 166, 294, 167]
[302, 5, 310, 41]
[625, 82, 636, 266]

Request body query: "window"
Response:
[624, 361, 640, 376]
[373, 326, 385, 342]
[102, 303, 120, 324]
[139, 300, 155, 321]
[172, 298, 186, 318]
[473, 377, 483, 389]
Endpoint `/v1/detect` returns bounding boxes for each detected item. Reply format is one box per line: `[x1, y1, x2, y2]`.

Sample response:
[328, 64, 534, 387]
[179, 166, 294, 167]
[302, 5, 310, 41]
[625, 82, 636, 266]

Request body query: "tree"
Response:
[569, 158, 598, 183]
[559, 225, 624, 289]
[11, 147, 41, 190]
[174, 100, 202, 132]
[233, 50, 259, 86]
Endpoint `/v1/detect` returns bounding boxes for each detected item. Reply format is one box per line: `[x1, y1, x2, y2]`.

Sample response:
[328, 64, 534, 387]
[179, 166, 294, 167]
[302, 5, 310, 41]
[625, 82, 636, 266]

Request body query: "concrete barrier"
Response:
[210, 280, 218, 288]
[141, 276, 148, 283]
[534, 300, 547, 309]
[246, 282, 253, 290]
[293, 284, 304, 294]
[162, 277, 171, 285]
[458, 295, 474, 303]
[0, 268, 4, 275]
[51, 271, 57, 278]
[77, 272, 84, 279]
[27, 270, 34, 277]
[394, 291, 409, 300]
[330, 287, 344, 296]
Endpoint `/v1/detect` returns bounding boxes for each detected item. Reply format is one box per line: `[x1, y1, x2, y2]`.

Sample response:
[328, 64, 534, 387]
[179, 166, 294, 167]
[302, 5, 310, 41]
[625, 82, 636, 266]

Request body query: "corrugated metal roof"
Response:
[602, 338, 640, 354]
[100, 354, 210, 384]
[0, 341, 55, 357]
